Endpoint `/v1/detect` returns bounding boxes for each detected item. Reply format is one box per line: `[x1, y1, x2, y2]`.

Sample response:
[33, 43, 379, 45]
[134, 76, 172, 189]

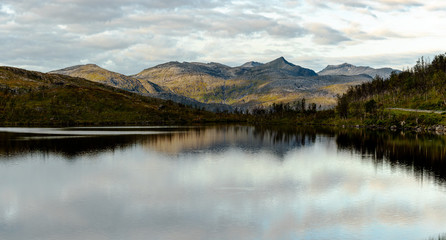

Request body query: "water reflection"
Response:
[0, 126, 446, 240]
[0, 126, 323, 158]
[140, 126, 322, 156]
[2, 126, 446, 185]
[336, 130, 446, 185]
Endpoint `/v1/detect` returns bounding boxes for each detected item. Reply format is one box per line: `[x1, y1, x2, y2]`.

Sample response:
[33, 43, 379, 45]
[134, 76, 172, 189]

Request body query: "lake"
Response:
[0, 126, 445, 240]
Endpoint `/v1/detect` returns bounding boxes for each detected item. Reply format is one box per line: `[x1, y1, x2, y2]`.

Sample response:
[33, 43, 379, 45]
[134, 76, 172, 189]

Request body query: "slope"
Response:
[51, 64, 234, 112]
[0, 66, 223, 125]
[335, 53, 446, 127]
[133, 61, 247, 105]
[50, 64, 163, 94]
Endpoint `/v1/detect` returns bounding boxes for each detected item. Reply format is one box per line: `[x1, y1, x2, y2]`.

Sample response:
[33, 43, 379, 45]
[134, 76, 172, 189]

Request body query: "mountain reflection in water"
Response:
[1, 127, 445, 172]
[0, 126, 320, 158]
[2, 126, 446, 186]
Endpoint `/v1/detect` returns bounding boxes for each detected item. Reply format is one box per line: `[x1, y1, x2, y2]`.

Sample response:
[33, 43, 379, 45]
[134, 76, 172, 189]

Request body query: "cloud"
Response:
[306, 23, 351, 45]
[343, 23, 413, 41]
[0, 4, 15, 15]
[79, 30, 138, 50]
[1, 0, 233, 27]
[309, 0, 368, 9]
[424, 2, 446, 11]
[0, 0, 444, 74]
[306, 0, 424, 11]
[205, 12, 305, 38]
[0, 0, 310, 73]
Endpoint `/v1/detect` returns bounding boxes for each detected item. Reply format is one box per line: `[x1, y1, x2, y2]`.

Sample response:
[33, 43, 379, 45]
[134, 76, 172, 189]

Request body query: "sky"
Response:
[0, 0, 445, 74]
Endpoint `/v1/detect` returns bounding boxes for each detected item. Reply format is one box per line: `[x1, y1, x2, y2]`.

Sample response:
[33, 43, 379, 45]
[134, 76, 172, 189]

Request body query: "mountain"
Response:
[50, 64, 162, 94]
[0, 66, 223, 125]
[50, 64, 233, 112]
[133, 61, 241, 106]
[318, 63, 400, 79]
[136, 61, 234, 80]
[135, 57, 317, 82]
[134, 57, 360, 108]
[257, 57, 317, 76]
[233, 57, 317, 80]
[50, 58, 397, 110]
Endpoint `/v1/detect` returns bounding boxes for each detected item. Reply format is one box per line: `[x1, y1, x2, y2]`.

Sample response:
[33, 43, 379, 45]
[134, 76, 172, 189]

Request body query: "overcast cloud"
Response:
[0, 0, 445, 74]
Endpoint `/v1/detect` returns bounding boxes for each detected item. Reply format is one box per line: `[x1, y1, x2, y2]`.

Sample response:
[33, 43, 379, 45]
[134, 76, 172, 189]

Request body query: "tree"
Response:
[308, 103, 317, 113]
[365, 99, 377, 114]
[337, 95, 349, 118]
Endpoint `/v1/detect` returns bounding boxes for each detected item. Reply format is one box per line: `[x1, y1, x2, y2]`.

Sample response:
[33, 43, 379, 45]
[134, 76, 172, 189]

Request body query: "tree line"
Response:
[336, 53, 446, 119]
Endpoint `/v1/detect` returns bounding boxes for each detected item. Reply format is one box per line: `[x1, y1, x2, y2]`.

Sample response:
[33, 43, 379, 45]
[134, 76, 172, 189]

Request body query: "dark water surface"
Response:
[0, 126, 445, 240]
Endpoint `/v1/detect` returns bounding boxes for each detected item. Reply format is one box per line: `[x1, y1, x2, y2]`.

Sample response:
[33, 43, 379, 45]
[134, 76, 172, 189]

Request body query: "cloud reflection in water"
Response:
[0, 126, 445, 240]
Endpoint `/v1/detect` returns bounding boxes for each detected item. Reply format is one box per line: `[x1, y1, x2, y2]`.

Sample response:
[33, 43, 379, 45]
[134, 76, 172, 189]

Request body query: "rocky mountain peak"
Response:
[265, 57, 295, 68]
[249, 57, 318, 77]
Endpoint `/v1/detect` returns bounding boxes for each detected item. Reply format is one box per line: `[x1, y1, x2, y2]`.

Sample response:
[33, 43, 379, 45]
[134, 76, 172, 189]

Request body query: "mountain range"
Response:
[50, 57, 400, 110]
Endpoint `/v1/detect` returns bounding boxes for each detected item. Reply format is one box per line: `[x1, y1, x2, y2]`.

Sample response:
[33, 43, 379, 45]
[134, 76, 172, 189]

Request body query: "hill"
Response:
[318, 63, 400, 79]
[0, 66, 229, 125]
[50, 64, 162, 94]
[335, 54, 446, 128]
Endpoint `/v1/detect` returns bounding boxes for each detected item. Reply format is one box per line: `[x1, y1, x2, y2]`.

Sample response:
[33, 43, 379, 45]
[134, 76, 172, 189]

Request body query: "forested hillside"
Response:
[336, 53, 446, 127]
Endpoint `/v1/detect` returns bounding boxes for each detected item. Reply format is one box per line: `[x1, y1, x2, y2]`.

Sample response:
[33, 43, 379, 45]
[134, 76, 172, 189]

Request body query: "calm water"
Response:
[0, 126, 445, 240]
